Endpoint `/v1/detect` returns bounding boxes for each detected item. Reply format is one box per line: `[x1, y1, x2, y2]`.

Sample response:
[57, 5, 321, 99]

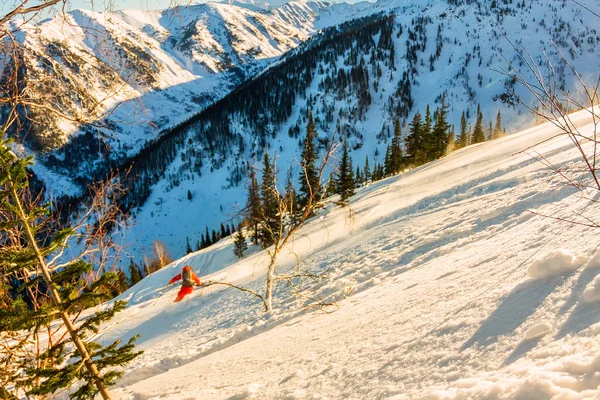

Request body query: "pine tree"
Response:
[458, 111, 468, 148]
[355, 166, 362, 188]
[494, 110, 503, 138]
[391, 120, 404, 174]
[220, 223, 226, 238]
[116, 270, 129, 294]
[246, 167, 262, 245]
[211, 229, 218, 244]
[472, 104, 486, 144]
[186, 236, 193, 254]
[200, 233, 207, 249]
[364, 155, 371, 182]
[261, 151, 279, 247]
[298, 111, 319, 210]
[283, 168, 297, 221]
[233, 226, 248, 258]
[384, 144, 393, 177]
[423, 105, 433, 160]
[129, 259, 143, 286]
[336, 139, 355, 202]
[205, 226, 212, 246]
[431, 94, 450, 159]
[405, 112, 424, 165]
[0, 136, 141, 399]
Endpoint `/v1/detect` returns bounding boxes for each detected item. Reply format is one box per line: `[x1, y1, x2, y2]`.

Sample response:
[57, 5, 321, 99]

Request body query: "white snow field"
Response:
[95, 108, 600, 399]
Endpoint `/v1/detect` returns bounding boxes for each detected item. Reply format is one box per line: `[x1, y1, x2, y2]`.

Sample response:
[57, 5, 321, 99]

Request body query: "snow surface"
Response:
[527, 249, 586, 279]
[82, 108, 600, 399]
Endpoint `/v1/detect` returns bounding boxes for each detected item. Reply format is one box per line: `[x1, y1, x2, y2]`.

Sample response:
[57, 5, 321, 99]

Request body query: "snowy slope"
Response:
[88, 108, 600, 399]
[118, 0, 600, 265]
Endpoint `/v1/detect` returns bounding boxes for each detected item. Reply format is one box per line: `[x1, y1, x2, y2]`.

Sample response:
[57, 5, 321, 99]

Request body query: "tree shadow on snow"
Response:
[461, 276, 565, 350]
[559, 266, 600, 314]
[502, 336, 543, 366]
[556, 266, 600, 339]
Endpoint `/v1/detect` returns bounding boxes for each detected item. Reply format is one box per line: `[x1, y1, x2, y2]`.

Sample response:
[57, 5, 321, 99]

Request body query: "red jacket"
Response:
[169, 266, 201, 286]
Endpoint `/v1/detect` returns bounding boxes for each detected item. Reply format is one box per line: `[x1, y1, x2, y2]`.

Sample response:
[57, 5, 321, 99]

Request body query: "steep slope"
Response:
[112, 0, 599, 262]
[91, 108, 600, 399]
[1, 1, 340, 194]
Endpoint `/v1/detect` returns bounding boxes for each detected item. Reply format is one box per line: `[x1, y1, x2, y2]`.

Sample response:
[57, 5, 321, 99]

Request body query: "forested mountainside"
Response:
[1, 0, 343, 193]
[5, 0, 597, 263]
[106, 0, 598, 262]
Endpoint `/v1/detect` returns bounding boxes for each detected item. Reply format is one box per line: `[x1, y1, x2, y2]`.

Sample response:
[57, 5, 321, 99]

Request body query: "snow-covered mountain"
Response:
[2, 0, 341, 181]
[5, 0, 598, 264]
[92, 107, 600, 399]
[99, 0, 598, 263]
[199, 0, 373, 11]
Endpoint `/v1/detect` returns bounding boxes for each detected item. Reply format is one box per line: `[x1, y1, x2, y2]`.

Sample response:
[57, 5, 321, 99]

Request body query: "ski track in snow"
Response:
[84, 109, 600, 399]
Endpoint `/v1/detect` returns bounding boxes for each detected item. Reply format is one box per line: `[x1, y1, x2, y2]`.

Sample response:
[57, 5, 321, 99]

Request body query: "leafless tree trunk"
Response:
[203, 137, 339, 312]
[260, 138, 339, 312]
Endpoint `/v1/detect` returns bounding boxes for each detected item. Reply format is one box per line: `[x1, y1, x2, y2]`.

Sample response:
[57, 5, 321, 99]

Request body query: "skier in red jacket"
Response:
[169, 265, 201, 302]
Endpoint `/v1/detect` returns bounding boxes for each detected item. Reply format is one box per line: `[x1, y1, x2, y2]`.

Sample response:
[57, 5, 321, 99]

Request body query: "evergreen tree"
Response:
[378, 163, 385, 180]
[423, 105, 433, 160]
[129, 259, 143, 286]
[487, 121, 494, 140]
[298, 111, 319, 210]
[336, 140, 355, 202]
[494, 110, 503, 138]
[405, 112, 425, 165]
[200, 233, 207, 249]
[186, 236, 193, 254]
[431, 94, 450, 159]
[384, 144, 393, 177]
[225, 224, 232, 237]
[117, 269, 129, 295]
[364, 155, 371, 182]
[391, 120, 404, 174]
[283, 168, 297, 221]
[261, 151, 279, 247]
[220, 223, 226, 238]
[246, 167, 262, 245]
[0, 136, 141, 399]
[458, 111, 469, 148]
[233, 225, 248, 258]
[205, 226, 212, 246]
[472, 104, 486, 143]
[355, 166, 362, 188]
[211, 229, 218, 244]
